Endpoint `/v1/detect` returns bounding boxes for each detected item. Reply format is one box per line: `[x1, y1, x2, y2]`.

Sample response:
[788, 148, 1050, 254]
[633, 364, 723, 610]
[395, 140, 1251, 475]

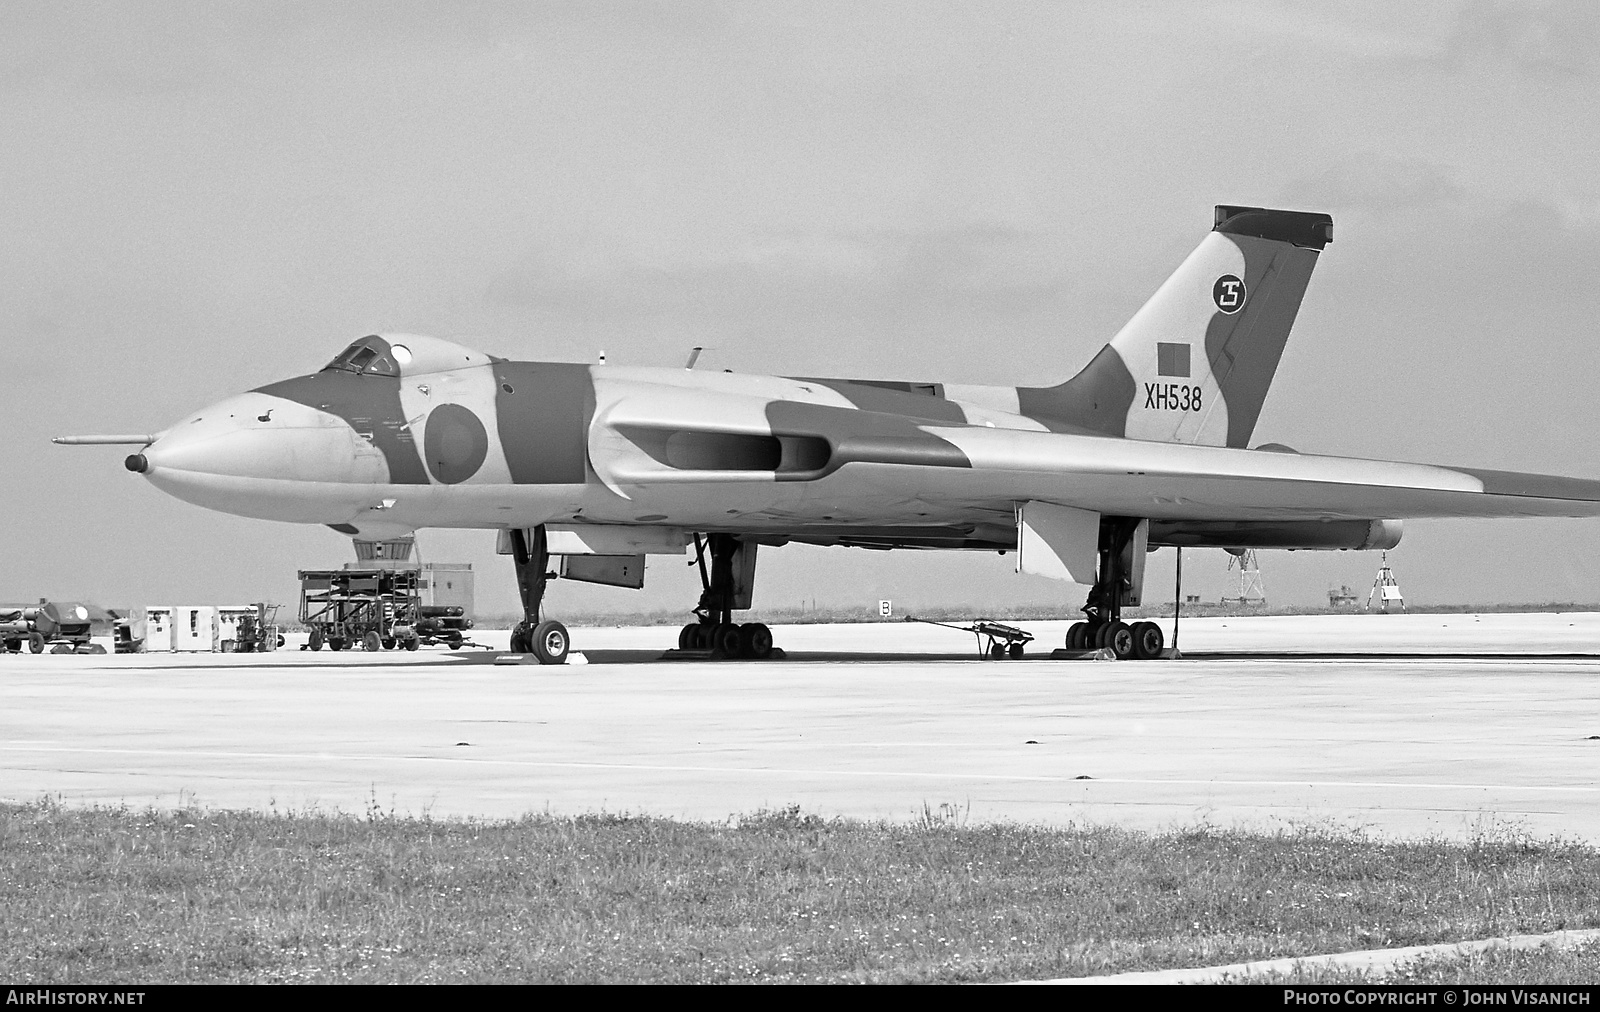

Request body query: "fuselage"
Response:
[129, 332, 1427, 554]
[133, 333, 1060, 547]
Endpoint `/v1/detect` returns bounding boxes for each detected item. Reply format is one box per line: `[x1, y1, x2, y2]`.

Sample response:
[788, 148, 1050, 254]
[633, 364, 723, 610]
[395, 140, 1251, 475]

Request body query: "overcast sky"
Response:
[3, 1, 1598, 618]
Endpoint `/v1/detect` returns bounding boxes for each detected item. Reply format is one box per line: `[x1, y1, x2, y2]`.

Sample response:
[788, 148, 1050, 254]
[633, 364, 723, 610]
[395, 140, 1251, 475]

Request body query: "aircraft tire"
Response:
[308, 628, 324, 651]
[1106, 622, 1136, 660]
[1131, 621, 1164, 660]
[1065, 622, 1087, 650]
[28, 632, 45, 654]
[710, 622, 742, 658]
[404, 636, 419, 652]
[532, 620, 569, 665]
[691, 624, 715, 651]
[741, 622, 773, 660]
[1009, 643, 1025, 660]
[363, 631, 383, 652]
[678, 623, 698, 650]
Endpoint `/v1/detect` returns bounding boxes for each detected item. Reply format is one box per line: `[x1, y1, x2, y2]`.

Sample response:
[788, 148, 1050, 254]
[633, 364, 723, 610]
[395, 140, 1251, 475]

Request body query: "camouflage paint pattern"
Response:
[255, 359, 431, 486]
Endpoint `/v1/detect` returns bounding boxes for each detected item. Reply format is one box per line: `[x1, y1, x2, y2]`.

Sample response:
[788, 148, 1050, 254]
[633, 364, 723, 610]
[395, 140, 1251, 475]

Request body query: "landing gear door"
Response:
[729, 541, 757, 611]
[1016, 502, 1099, 585]
[559, 554, 646, 590]
[1120, 519, 1149, 607]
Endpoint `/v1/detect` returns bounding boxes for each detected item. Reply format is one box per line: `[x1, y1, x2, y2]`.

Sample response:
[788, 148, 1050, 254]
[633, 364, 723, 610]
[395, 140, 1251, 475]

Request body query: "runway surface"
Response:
[3, 613, 1598, 840]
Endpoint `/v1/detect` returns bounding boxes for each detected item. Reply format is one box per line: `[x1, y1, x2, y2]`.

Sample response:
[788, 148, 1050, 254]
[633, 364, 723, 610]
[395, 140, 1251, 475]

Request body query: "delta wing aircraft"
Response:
[57, 206, 1600, 663]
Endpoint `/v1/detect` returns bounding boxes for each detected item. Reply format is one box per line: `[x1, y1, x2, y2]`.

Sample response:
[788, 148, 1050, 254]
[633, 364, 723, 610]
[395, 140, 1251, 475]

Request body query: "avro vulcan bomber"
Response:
[58, 206, 1600, 662]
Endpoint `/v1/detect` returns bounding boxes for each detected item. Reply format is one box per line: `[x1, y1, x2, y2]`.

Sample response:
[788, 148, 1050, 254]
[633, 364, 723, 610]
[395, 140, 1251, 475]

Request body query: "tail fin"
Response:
[1018, 205, 1332, 447]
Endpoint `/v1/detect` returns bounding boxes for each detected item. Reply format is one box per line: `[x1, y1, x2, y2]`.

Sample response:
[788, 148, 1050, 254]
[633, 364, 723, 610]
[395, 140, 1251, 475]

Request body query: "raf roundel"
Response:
[1212, 274, 1246, 314]
[422, 403, 489, 484]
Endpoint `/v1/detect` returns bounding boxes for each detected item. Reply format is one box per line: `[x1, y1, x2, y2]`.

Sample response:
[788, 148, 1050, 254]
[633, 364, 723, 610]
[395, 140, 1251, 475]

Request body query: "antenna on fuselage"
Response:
[598, 350, 607, 365]
[684, 346, 703, 370]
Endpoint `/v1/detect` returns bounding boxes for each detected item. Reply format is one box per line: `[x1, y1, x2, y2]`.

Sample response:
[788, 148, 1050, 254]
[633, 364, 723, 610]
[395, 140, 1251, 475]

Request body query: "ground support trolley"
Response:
[1, 603, 101, 654]
[299, 569, 422, 652]
[905, 616, 1034, 660]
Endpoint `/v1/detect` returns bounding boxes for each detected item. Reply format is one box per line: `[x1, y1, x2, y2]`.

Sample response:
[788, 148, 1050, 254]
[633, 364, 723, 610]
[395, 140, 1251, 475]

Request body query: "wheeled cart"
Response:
[299, 569, 421, 652]
[906, 616, 1035, 659]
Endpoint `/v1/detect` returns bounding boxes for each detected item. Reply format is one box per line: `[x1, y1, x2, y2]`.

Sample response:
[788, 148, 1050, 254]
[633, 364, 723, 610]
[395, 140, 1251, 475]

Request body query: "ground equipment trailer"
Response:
[0, 600, 102, 654]
[299, 569, 421, 651]
[905, 615, 1035, 660]
[412, 604, 477, 648]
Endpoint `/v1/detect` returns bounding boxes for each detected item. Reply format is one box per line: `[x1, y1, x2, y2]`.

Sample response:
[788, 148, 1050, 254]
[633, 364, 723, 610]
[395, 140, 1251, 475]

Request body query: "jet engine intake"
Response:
[617, 426, 831, 475]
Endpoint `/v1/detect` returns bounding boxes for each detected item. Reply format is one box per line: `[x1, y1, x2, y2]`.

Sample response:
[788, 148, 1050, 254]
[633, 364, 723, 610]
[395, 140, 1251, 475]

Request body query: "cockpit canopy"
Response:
[318, 333, 483, 377]
[322, 335, 407, 377]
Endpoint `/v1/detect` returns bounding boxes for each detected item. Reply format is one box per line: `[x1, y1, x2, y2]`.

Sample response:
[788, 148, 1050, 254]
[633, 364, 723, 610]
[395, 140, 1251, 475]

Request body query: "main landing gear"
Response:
[674, 534, 777, 660]
[506, 525, 570, 665]
[1063, 517, 1167, 661]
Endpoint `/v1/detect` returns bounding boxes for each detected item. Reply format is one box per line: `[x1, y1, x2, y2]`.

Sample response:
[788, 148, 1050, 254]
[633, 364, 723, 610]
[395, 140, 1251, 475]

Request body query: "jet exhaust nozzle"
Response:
[124, 453, 148, 474]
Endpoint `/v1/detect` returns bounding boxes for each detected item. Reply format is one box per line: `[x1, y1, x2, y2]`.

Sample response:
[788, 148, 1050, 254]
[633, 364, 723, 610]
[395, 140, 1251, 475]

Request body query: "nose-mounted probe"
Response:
[51, 434, 156, 474]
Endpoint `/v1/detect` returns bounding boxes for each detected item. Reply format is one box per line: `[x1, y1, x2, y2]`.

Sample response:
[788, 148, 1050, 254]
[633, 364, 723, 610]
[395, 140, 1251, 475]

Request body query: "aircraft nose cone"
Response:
[140, 392, 385, 482]
[138, 391, 391, 522]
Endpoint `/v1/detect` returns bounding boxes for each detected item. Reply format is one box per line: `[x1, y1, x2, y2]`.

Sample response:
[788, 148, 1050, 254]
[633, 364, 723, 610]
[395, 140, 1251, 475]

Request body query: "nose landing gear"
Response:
[506, 525, 569, 665]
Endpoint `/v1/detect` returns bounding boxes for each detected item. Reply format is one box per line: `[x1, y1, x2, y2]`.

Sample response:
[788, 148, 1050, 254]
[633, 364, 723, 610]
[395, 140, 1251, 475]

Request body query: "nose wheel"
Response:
[512, 619, 570, 664]
[506, 526, 570, 665]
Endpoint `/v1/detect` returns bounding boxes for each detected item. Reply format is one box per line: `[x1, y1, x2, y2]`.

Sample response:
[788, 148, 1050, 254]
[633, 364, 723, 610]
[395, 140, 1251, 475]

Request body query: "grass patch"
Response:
[3, 800, 1598, 984]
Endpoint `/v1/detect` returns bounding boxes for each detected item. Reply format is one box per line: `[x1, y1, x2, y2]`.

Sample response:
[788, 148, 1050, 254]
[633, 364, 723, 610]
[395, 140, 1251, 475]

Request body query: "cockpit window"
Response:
[322, 336, 399, 377]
